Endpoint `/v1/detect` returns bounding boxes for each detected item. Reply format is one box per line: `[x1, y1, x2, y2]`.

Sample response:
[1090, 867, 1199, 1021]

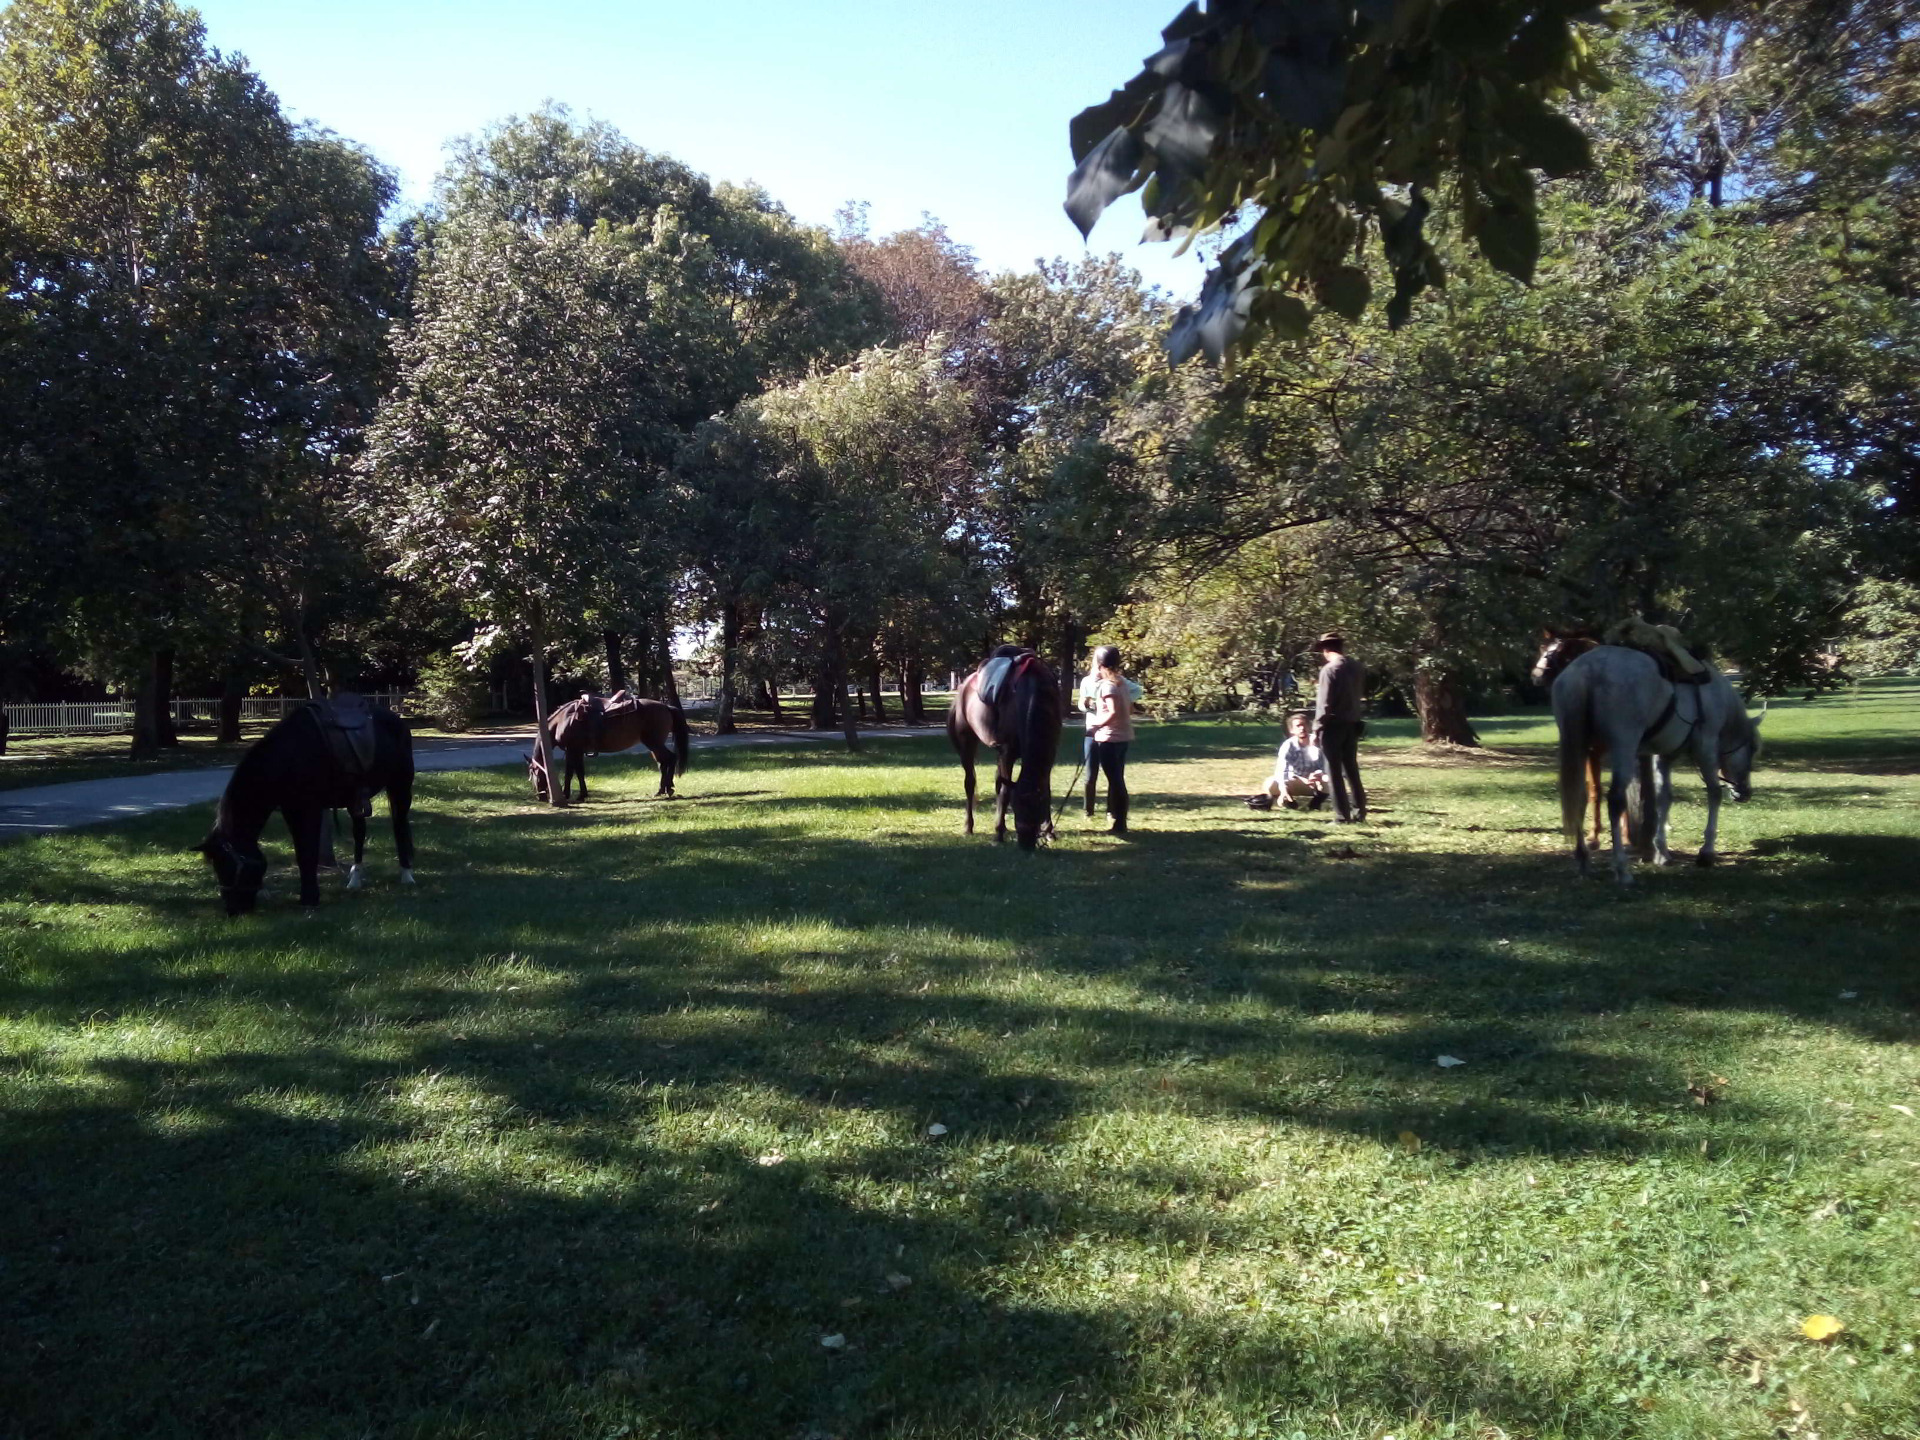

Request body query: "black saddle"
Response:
[314, 693, 380, 817]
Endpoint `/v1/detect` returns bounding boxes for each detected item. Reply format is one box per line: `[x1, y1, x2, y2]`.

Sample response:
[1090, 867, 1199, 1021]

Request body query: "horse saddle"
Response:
[978, 651, 1033, 705]
[315, 693, 379, 817]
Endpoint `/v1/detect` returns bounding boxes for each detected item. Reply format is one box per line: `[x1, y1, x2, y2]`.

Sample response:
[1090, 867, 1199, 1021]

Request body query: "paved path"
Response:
[0, 726, 944, 841]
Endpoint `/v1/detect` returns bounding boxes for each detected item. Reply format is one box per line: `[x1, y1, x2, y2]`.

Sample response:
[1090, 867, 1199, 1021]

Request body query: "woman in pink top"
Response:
[1086, 645, 1134, 834]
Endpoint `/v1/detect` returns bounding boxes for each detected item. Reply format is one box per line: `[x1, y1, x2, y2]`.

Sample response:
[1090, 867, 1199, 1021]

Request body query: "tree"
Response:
[360, 220, 665, 800]
[1063, 0, 1899, 358]
[738, 343, 983, 748]
[0, 0, 394, 751]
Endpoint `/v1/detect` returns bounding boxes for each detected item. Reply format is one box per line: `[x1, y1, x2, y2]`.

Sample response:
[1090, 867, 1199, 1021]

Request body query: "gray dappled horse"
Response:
[1551, 646, 1762, 883]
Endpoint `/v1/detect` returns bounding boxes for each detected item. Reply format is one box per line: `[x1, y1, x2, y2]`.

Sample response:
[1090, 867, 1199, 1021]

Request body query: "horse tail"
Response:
[671, 701, 690, 777]
[1554, 678, 1592, 846]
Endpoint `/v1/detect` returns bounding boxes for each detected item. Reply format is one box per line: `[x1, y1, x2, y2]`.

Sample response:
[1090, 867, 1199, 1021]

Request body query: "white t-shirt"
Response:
[1276, 736, 1323, 783]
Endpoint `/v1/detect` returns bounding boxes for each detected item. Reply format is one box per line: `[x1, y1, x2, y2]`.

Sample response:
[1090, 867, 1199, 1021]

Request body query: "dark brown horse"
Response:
[198, 697, 415, 915]
[947, 646, 1063, 850]
[1531, 629, 1606, 848]
[530, 692, 690, 802]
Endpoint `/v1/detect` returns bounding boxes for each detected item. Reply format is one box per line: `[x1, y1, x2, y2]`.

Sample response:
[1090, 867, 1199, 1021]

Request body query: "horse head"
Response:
[1530, 629, 1596, 689]
[197, 830, 267, 916]
[524, 752, 550, 802]
[1720, 704, 1766, 803]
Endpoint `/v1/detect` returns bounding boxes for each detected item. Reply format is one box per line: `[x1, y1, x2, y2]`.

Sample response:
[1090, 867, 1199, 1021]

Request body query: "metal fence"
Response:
[2, 692, 410, 737]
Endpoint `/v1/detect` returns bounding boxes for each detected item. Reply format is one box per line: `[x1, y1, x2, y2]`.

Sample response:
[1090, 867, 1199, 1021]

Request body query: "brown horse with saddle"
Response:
[947, 646, 1064, 851]
[529, 691, 689, 803]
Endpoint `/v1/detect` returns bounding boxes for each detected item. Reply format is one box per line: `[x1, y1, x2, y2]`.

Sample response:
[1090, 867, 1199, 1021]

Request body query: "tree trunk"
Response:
[716, 600, 740, 735]
[765, 679, 783, 720]
[154, 646, 180, 747]
[1057, 615, 1084, 704]
[129, 653, 162, 759]
[604, 631, 628, 694]
[529, 609, 562, 805]
[901, 652, 926, 724]
[630, 621, 656, 696]
[810, 624, 836, 731]
[828, 619, 860, 752]
[868, 655, 887, 724]
[655, 624, 681, 709]
[218, 666, 244, 743]
[1415, 667, 1479, 746]
[290, 606, 324, 699]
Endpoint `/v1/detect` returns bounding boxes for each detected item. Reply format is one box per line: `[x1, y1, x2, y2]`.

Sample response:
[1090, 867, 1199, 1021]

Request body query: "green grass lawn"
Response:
[2, 681, 1916, 1440]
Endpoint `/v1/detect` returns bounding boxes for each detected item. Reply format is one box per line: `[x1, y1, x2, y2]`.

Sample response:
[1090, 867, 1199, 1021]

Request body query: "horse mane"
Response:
[214, 708, 314, 837]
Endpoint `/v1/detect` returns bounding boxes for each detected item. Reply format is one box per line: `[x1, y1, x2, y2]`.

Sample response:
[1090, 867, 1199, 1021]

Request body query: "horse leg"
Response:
[390, 773, 416, 884]
[1637, 756, 1662, 864]
[1651, 759, 1675, 865]
[1605, 747, 1636, 885]
[288, 805, 324, 908]
[955, 733, 977, 834]
[346, 811, 368, 889]
[648, 743, 674, 797]
[1585, 748, 1604, 849]
[1695, 747, 1722, 867]
[994, 751, 1014, 843]
[570, 746, 587, 802]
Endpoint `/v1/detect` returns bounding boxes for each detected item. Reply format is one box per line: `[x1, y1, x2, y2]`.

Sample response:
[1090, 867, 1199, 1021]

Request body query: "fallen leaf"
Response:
[1838, 990, 1858, 1000]
[926, 1123, 948, 1137]
[1688, 1084, 1719, 1107]
[1801, 1314, 1845, 1341]
[756, 1152, 785, 1166]
[1397, 1130, 1422, 1152]
[1890, 1104, 1915, 1119]
[820, 1333, 847, 1349]
[1436, 1055, 1465, 1068]
[885, 1272, 911, 1290]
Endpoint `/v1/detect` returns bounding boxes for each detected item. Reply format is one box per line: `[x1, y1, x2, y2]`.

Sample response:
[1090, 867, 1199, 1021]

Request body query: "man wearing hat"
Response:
[1310, 632, 1367, 823]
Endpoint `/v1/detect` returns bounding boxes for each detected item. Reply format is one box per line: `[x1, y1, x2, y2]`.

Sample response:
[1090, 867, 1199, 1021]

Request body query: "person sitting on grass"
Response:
[1246, 710, 1326, 812]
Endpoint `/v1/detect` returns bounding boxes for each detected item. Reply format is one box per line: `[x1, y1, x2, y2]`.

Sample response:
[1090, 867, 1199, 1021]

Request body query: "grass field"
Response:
[2, 681, 1916, 1440]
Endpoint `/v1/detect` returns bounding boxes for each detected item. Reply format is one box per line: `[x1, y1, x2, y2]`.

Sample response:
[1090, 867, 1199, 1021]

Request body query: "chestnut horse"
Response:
[947, 646, 1063, 850]
[1532, 630, 1606, 848]
[531, 693, 690, 802]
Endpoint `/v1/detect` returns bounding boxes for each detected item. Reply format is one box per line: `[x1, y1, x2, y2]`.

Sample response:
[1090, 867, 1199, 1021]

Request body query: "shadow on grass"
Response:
[2, 727, 1916, 1437]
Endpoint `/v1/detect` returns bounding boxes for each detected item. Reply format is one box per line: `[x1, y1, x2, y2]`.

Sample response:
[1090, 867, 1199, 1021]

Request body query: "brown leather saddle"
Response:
[314, 693, 380, 817]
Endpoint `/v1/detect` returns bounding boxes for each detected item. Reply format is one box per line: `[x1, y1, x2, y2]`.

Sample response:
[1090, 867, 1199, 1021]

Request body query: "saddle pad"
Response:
[978, 655, 1016, 705]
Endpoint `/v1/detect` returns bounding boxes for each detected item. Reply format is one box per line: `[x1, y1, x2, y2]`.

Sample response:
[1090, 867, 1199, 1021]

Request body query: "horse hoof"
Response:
[400, 869, 415, 885]
[346, 866, 363, 890]
[1695, 851, 1716, 868]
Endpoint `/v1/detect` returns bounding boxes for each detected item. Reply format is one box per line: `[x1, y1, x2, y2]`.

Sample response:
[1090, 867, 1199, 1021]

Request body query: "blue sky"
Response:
[186, 0, 1207, 298]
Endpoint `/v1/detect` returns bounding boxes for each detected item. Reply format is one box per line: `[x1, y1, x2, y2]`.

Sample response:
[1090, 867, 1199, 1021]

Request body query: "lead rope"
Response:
[1052, 755, 1085, 826]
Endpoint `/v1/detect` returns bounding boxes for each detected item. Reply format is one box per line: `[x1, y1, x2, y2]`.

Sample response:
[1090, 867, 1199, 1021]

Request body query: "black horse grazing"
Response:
[198, 696, 415, 915]
[947, 646, 1064, 850]
[529, 692, 690, 802]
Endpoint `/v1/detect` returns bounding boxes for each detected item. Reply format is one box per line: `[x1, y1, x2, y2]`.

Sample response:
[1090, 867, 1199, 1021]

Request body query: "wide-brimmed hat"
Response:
[1312, 632, 1345, 650]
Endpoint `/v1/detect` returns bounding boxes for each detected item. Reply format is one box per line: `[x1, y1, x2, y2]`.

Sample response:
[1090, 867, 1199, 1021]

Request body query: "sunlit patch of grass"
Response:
[0, 681, 1915, 1439]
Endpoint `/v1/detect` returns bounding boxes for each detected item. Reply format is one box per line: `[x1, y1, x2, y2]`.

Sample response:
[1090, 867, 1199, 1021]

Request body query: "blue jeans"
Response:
[1086, 739, 1129, 827]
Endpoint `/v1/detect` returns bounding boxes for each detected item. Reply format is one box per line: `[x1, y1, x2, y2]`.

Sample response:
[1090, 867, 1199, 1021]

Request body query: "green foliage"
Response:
[414, 652, 490, 731]
[1837, 579, 1920, 675]
[0, 0, 395, 706]
[1066, 0, 1626, 358]
[1068, 0, 1915, 360]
